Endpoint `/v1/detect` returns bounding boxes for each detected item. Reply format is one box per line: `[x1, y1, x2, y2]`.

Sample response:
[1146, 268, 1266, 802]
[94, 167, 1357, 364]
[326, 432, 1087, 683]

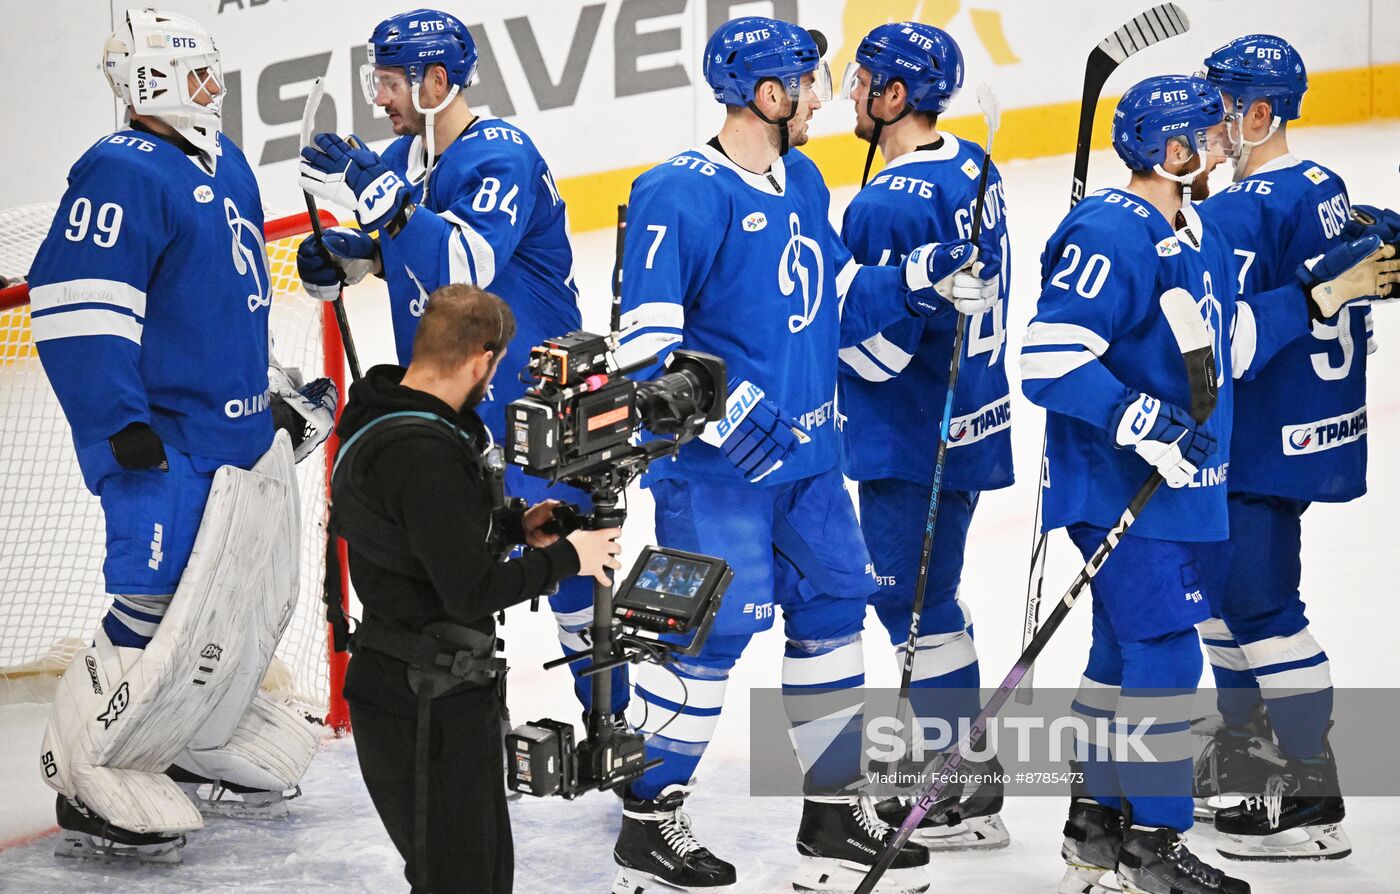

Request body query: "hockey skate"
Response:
[1059, 799, 1124, 894]
[53, 795, 186, 865]
[1191, 713, 1276, 823]
[873, 756, 1010, 851]
[793, 796, 930, 894]
[1214, 753, 1350, 862]
[613, 785, 736, 892]
[1117, 827, 1249, 894]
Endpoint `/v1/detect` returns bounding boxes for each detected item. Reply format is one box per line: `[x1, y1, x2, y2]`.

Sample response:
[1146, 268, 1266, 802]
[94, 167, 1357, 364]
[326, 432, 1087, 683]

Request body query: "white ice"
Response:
[2, 121, 1398, 892]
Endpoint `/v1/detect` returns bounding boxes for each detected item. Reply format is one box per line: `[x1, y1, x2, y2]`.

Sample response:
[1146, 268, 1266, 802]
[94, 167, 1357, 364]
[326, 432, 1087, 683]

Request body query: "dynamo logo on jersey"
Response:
[1282, 406, 1367, 456]
[224, 198, 270, 312]
[778, 212, 825, 333]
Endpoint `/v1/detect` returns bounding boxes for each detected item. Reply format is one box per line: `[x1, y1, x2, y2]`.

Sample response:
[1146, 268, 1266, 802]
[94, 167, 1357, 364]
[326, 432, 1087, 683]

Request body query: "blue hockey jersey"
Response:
[28, 130, 272, 491]
[376, 118, 581, 440]
[615, 144, 935, 488]
[838, 136, 1013, 491]
[1201, 155, 1370, 503]
[1022, 191, 1247, 542]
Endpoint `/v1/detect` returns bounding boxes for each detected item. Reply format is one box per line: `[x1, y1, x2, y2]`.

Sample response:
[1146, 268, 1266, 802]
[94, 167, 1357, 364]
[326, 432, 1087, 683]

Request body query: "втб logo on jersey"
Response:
[225, 197, 270, 312]
[778, 213, 824, 333]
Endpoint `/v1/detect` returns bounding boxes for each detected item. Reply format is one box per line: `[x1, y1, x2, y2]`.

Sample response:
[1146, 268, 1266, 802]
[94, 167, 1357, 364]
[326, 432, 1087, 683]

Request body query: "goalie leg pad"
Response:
[41, 433, 300, 834]
[175, 691, 319, 797]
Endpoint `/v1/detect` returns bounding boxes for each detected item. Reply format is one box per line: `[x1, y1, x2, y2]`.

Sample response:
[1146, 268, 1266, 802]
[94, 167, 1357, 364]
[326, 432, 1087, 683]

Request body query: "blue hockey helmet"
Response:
[1201, 34, 1307, 122]
[702, 16, 831, 109]
[842, 22, 963, 116]
[1112, 75, 1228, 176]
[360, 9, 477, 105]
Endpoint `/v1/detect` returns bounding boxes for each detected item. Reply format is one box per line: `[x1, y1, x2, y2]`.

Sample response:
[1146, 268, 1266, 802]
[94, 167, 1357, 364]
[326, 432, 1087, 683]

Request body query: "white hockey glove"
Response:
[269, 366, 338, 463]
[296, 228, 378, 302]
[1299, 235, 1400, 318]
[1111, 392, 1217, 489]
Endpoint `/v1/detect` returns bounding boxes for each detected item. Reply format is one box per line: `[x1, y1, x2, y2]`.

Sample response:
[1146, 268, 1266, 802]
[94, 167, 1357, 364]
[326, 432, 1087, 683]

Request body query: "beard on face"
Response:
[460, 376, 491, 414]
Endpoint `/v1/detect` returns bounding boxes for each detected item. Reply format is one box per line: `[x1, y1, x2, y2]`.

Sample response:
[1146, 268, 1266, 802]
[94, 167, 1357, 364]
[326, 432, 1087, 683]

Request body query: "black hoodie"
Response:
[334, 365, 580, 643]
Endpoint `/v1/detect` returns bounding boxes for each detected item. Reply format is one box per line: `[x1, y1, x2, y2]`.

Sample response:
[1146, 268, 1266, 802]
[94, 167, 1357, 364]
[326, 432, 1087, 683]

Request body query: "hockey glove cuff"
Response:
[297, 228, 378, 302]
[109, 422, 169, 472]
[1112, 393, 1216, 489]
[1299, 235, 1400, 319]
[700, 379, 808, 484]
[1342, 204, 1400, 244]
[269, 366, 339, 463]
[299, 133, 409, 233]
[903, 240, 980, 316]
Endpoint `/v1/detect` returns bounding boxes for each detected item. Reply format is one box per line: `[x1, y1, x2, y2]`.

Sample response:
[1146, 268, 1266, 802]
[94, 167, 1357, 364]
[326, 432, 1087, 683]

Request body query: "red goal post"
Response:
[0, 206, 350, 732]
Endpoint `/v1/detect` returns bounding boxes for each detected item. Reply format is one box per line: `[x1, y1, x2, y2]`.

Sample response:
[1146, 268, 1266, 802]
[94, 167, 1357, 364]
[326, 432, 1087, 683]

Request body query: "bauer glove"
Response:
[903, 240, 997, 316]
[296, 227, 378, 302]
[1299, 234, 1400, 319]
[1342, 204, 1400, 244]
[269, 366, 339, 463]
[700, 379, 808, 484]
[1111, 393, 1216, 489]
[299, 133, 409, 234]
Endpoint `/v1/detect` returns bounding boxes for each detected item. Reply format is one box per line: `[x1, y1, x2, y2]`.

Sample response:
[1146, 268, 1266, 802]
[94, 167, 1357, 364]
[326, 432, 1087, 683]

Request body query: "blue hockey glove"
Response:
[1341, 204, 1400, 244]
[700, 379, 808, 483]
[298, 133, 409, 233]
[1111, 393, 1216, 489]
[296, 227, 378, 302]
[903, 240, 993, 316]
[1298, 234, 1400, 319]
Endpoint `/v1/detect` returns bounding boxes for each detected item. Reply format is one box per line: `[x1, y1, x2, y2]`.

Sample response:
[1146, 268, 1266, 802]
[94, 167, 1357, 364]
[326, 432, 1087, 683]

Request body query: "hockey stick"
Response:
[890, 82, 1000, 751]
[857, 287, 1217, 894]
[1018, 2, 1190, 706]
[301, 76, 363, 382]
[610, 204, 628, 334]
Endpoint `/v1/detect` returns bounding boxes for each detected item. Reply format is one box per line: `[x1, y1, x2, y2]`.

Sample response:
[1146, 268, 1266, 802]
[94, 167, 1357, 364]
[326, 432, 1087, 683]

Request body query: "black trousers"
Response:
[347, 651, 512, 893]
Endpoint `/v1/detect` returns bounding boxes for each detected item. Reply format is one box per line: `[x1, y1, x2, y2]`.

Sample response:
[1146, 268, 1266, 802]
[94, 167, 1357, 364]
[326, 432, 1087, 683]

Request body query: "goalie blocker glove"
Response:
[299, 133, 411, 234]
[296, 227, 379, 302]
[903, 240, 1000, 316]
[268, 366, 339, 463]
[1299, 233, 1400, 319]
[1112, 392, 1217, 489]
[700, 379, 808, 484]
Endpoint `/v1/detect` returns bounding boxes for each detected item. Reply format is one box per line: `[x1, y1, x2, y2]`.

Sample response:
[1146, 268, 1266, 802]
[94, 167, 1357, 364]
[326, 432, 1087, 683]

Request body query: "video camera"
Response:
[501, 332, 734, 799]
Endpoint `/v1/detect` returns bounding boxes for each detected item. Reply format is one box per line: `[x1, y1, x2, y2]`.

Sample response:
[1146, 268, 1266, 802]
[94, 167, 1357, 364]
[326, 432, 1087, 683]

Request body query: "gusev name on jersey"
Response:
[27, 131, 273, 490]
[1021, 188, 1307, 542]
[615, 144, 937, 488]
[1202, 155, 1371, 503]
[838, 135, 1013, 491]
[376, 117, 581, 438]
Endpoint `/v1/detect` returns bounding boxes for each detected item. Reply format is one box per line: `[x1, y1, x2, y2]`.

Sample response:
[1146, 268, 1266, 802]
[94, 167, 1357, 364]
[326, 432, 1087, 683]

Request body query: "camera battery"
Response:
[505, 719, 576, 797]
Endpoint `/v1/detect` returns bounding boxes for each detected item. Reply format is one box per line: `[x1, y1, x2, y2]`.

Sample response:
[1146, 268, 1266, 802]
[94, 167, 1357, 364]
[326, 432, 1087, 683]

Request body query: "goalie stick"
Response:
[1018, 2, 1190, 705]
[857, 285, 1218, 894]
[890, 82, 1000, 752]
[301, 76, 363, 382]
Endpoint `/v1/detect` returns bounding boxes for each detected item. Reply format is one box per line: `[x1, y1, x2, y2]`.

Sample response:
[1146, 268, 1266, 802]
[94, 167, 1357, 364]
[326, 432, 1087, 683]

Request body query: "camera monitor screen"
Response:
[615, 546, 731, 635]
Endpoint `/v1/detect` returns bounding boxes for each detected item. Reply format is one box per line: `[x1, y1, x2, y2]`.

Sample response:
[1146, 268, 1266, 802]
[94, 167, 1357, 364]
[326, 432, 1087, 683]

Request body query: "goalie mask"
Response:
[103, 8, 225, 163]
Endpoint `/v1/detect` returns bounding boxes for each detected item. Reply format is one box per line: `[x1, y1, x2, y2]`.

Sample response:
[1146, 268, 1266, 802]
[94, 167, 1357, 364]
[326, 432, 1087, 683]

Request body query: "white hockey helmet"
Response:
[103, 8, 225, 160]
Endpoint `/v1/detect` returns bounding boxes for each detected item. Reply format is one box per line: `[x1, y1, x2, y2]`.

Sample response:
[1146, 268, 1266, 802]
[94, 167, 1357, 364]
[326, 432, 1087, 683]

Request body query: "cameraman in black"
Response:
[330, 283, 622, 893]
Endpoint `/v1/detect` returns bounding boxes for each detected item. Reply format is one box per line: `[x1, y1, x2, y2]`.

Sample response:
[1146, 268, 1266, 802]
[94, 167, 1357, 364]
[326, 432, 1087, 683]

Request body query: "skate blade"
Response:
[1058, 863, 1121, 894]
[182, 782, 297, 820]
[54, 831, 184, 864]
[1216, 823, 1352, 862]
[613, 866, 735, 893]
[792, 856, 929, 894]
[913, 814, 1009, 851]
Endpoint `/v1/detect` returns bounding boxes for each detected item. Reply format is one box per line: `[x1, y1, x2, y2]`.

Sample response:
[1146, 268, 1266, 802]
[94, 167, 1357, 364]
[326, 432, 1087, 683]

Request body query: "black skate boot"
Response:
[793, 795, 930, 893]
[1059, 799, 1124, 894]
[1214, 748, 1349, 862]
[1192, 710, 1276, 823]
[54, 795, 186, 864]
[613, 785, 736, 891]
[166, 764, 300, 819]
[1117, 826, 1249, 894]
[874, 756, 1009, 851]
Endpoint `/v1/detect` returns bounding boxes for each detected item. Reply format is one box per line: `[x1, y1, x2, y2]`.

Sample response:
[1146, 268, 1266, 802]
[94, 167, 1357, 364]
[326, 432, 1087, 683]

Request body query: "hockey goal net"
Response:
[0, 203, 348, 727]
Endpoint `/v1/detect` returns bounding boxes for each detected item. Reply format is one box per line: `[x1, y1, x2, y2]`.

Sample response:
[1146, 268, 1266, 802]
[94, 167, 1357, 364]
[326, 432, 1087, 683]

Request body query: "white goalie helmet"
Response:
[103, 8, 225, 160]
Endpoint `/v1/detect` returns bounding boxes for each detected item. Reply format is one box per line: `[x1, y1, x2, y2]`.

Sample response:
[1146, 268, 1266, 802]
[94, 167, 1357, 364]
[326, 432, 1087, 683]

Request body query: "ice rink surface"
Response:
[2, 120, 1398, 892]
